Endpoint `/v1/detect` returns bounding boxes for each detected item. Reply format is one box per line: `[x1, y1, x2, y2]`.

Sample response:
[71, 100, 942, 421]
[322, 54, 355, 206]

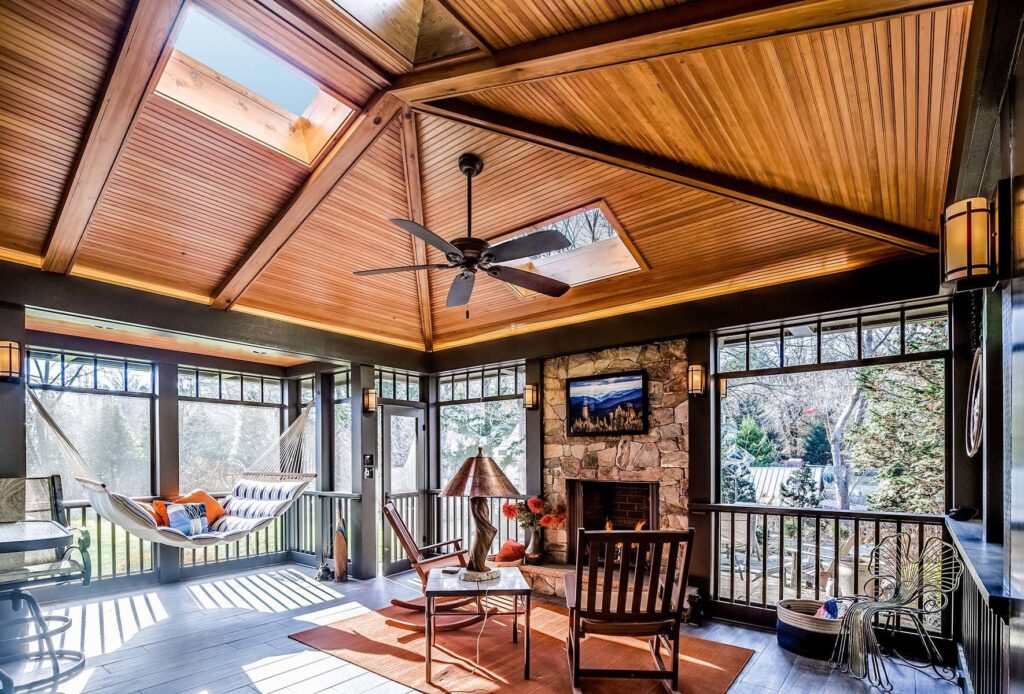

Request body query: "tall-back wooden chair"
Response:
[381, 501, 484, 632]
[566, 528, 695, 693]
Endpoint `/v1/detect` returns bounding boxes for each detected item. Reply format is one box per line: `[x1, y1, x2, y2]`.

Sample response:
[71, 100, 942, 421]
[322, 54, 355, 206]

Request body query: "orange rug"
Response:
[290, 602, 753, 693]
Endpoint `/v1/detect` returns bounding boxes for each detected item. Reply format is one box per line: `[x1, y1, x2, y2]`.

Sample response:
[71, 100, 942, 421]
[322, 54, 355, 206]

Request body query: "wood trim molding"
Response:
[42, 0, 190, 274]
[210, 93, 404, 309]
[389, 0, 967, 103]
[399, 108, 435, 350]
[415, 98, 939, 254]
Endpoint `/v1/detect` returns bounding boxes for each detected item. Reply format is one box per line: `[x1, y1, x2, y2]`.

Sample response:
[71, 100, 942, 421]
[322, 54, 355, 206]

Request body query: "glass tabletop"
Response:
[0, 521, 73, 554]
[425, 566, 531, 597]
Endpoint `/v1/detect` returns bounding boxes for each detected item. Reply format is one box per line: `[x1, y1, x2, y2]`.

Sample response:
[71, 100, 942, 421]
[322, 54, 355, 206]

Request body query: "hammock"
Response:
[27, 388, 317, 549]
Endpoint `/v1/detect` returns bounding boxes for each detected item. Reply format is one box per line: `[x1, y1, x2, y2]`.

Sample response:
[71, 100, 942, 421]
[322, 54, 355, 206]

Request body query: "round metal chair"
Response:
[830, 531, 963, 692]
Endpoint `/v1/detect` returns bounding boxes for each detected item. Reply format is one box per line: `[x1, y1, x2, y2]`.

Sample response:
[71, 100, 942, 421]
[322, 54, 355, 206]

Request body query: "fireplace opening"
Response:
[566, 479, 659, 563]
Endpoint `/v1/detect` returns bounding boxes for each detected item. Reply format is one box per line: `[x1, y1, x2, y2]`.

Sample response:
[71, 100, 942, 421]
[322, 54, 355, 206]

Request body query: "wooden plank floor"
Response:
[14, 563, 961, 693]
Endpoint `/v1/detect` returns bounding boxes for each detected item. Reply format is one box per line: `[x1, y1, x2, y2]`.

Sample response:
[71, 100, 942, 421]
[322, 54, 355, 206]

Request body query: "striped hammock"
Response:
[27, 388, 316, 549]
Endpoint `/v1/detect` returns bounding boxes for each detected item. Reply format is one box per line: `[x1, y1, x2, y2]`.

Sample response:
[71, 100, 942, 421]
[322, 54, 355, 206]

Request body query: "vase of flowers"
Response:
[503, 497, 566, 565]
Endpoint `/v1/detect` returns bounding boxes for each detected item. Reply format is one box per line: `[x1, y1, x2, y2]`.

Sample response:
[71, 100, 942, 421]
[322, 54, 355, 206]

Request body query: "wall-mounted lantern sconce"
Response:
[719, 377, 728, 398]
[362, 387, 377, 413]
[687, 364, 706, 396]
[941, 197, 996, 288]
[0, 340, 21, 383]
[523, 383, 539, 410]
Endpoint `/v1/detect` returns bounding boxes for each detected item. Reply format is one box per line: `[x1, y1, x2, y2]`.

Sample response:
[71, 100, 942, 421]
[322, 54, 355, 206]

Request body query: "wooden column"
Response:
[951, 292, 982, 512]
[524, 358, 543, 497]
[685, 334, 713, 599]
[314, 371, 334, 566]
[155, 360, 180, 583]
[349, 364, 378, 579]
[0, 303, 26, 478]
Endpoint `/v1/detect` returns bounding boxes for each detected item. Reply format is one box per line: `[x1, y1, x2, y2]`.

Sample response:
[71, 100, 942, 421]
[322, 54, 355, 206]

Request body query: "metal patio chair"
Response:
[830, 531, 963, 691]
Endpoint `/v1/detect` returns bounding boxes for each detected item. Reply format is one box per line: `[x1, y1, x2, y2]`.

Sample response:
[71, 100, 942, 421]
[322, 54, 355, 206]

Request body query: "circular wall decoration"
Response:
[966, 347, 983, 457]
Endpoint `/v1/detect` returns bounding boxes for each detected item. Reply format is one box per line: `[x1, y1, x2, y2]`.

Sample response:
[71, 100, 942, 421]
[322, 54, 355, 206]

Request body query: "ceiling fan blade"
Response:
[487, 265, 570, 297]
[487, 229, 571, 263]
[354, 263, 451, 276]
[390, 219, 463, 259]
[446, 271, 476, 307]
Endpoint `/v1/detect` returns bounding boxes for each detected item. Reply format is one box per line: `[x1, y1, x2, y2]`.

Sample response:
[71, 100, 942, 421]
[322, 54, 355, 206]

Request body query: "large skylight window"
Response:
[155, 6, 352, 164]
[501, 203, 647, 297]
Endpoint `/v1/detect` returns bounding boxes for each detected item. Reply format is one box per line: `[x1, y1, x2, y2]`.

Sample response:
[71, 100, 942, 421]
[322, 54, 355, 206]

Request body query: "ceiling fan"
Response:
[354, 153, 573, 307]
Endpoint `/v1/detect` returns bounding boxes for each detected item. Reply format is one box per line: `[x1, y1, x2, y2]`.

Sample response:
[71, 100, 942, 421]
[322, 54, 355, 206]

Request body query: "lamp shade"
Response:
[441, 447, 519, 498]
[0, 341, 20, 382]
[942, 197, 995, 284]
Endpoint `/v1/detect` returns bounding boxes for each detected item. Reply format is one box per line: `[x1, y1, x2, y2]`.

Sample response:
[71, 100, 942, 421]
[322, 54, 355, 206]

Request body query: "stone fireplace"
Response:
[541, 340, 690, 564]
[565, 479, 659, 563]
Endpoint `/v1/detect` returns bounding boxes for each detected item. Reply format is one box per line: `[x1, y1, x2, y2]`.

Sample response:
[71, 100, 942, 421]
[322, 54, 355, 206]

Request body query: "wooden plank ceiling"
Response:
[0, 0, 975, 354]
[0, 0, 132, 260]
[462, 3, 971, 234]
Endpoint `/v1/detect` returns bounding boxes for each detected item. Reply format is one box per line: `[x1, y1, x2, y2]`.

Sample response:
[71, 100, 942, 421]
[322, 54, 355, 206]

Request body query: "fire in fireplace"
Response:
[566, 479, 659, 563]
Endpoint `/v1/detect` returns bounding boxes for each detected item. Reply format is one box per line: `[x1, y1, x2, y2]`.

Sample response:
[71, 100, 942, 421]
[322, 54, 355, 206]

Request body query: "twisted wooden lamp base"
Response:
[463, 496, 500, 581]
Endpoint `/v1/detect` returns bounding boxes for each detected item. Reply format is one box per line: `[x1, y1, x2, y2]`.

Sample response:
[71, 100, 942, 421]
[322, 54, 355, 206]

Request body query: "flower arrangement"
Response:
[502, 497, 566, 531]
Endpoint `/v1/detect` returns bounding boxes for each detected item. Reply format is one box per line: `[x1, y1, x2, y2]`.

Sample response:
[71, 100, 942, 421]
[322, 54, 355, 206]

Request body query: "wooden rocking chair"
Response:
[566, 528, 695, 693]
[381, 501, 487, 633]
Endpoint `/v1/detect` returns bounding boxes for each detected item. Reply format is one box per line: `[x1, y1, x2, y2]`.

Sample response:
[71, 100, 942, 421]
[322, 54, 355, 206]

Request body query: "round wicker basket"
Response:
[776, 598, 841, 659]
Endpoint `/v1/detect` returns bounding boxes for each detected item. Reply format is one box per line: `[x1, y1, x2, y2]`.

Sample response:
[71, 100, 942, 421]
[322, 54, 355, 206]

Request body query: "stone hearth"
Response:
[542, 340, 690, 563]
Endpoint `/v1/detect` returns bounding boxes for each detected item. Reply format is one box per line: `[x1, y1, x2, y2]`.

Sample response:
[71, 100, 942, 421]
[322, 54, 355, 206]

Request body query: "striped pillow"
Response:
[166, 502, 208, 536]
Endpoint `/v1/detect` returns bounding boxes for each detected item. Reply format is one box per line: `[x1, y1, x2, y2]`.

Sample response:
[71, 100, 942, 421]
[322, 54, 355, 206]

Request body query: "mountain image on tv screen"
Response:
[567, 373, 646, 435]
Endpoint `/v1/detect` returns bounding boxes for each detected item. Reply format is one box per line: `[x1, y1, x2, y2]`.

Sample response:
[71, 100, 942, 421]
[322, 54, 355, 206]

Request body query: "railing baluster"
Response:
[761, 513, 768, 607]
[744, 512, 752, 606]
[777, 515, 784, 603]
[795, 514, 803, 599]
[814, 517, 821, 600]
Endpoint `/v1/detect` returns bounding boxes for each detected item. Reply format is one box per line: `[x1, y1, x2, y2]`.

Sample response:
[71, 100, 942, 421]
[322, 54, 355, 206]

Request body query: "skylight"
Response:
[174, 8, 318, 115]
[155, 6, 353, 164]
[503, 203, 646, 296]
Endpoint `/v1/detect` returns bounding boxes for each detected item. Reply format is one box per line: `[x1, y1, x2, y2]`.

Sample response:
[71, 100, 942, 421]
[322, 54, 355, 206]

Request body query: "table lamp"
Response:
[440, 447, 520, 581]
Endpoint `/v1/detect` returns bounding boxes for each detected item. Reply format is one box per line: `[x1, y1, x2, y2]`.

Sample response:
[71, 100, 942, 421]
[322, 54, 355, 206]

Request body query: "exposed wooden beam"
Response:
[399, 108, 435, 351]
[42, 0, 189, 274]
[251, 0, 399, 84]
[945, 0, 1024, 202]
[211, 93, 404, 309]
[390, 0, 967, 103]
[416, 99, 939, 254]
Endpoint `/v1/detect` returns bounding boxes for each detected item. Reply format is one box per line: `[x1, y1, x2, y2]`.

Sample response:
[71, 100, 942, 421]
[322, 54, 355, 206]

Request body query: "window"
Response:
[156, 6, 352, 164]
[177, 367, 283, 493]
[375, 369, 420, 401]
[26, 350, 153, 500]
[496, 202, 646, 296]
[717, 304, 949, 515]
[439, 365, 526, 493]
[333, 372, 353, 493]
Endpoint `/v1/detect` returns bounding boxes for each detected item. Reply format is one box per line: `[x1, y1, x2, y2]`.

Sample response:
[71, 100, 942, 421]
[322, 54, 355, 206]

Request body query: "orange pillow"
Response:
[138, 501, 160, 525]
[495, 539, 526, 562]
[173, 490, 226, 526]
[152, 491, 225, 527]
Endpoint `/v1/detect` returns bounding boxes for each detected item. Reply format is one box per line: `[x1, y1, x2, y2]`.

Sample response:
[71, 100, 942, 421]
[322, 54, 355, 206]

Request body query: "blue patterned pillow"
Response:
[166, 502, 208, 536]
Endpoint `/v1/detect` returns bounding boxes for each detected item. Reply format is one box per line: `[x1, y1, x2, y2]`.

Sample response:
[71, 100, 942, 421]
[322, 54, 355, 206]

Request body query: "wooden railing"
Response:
[64, 500, 156, 580]
[691, 503, 951, 638]
[291, 490, 360, 563]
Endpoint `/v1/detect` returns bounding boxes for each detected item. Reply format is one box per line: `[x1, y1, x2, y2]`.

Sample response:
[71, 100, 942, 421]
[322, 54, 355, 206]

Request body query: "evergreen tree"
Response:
[802, 424, 833, 466]
[721, 460, 757, 503]
[846, 361, 945, 513]
[780, 463, 822, 508]
[734, 416, 777, 466]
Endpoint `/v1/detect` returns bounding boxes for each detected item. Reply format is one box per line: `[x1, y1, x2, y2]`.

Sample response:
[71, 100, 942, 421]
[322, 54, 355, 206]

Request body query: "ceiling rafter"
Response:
[399, 107, 435, 350]
[389, 0, 968, 103]
[210, 93, 404, 310]
[414, 99, 938, 254]
[42, 0, 190, 274]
